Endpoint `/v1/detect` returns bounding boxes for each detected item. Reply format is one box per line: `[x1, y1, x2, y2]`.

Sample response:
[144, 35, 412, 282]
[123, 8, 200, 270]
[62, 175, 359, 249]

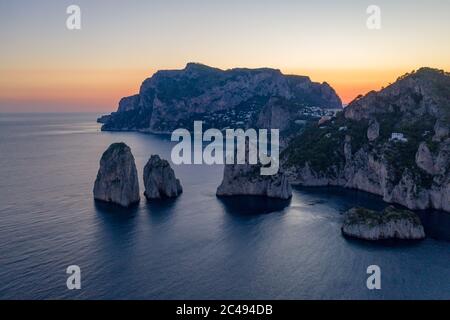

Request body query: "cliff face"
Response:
[282, 68, 450, 212]
[99, 63, 342, 133]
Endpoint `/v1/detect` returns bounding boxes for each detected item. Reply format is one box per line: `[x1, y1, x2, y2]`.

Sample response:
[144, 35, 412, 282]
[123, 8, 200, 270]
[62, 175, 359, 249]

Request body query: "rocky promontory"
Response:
[93, 143, 140, 207]
[341, 206, 426, 240]
[283, 68, 450, 212]
[143, 155, 183, 199]
[216, 163, 292, 199]
[98, 63, 341, 134]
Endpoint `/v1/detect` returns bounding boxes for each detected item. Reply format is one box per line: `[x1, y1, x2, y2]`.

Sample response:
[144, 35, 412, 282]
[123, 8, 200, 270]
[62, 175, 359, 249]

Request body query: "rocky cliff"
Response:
[99, 63, 342, 134]
[282, 68, 450, 212]
[93, 143, 140, 207]
[143, 155, 183, 199]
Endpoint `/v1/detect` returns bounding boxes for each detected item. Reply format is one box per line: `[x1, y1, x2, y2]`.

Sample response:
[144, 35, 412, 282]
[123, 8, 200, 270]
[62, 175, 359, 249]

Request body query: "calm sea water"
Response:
[0, 113, 449, 300]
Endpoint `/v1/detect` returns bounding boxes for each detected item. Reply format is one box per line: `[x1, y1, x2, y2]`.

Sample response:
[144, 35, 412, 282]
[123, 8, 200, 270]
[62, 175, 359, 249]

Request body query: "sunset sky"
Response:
[1, 0, 450, 112]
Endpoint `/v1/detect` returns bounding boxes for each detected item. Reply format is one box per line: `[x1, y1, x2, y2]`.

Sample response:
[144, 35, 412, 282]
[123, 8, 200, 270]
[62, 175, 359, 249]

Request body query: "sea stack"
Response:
[341, 206, 426, 240]
[93, 143, 140, 207]
[143, 155, 183, 199]
[216, 163, 292, 200]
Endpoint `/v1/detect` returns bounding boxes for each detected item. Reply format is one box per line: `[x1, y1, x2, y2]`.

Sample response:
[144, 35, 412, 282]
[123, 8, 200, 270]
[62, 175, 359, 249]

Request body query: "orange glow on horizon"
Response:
[0, 69, 155, 111]
[1, 66, 447, 112]
[286, 68, 422, 105]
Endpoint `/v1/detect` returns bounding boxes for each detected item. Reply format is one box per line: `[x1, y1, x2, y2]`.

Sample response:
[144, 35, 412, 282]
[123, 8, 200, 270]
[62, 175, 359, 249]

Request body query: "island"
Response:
[341, 206, 426, 240]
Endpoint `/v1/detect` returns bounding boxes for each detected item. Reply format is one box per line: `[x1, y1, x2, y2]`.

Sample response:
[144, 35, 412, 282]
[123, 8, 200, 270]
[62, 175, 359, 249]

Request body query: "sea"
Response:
[0, 113, 449, 299]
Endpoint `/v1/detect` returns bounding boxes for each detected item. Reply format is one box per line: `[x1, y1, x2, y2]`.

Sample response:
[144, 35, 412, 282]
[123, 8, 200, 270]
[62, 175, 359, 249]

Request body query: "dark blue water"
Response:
[0, 113, 449, 300]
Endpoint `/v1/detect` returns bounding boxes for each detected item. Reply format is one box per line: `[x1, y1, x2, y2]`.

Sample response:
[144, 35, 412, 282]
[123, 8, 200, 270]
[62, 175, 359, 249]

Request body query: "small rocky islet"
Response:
[93, 143, 182, 207]
[341, 206, 426, 240]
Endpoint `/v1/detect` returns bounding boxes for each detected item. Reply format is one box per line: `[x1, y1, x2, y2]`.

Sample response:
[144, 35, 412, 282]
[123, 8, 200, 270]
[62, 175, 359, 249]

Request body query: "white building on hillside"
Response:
[390, 133, 408, 142]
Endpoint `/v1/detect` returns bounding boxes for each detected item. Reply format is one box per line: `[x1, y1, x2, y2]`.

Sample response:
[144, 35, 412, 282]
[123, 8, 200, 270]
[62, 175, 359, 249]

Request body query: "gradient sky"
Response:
[1, 0, 450, 112]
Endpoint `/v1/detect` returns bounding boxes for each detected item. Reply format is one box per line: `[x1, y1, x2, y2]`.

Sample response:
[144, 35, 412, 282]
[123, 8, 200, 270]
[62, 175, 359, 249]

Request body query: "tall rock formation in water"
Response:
[143, 155, 183, 199]
[93, 143, 140, 207]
